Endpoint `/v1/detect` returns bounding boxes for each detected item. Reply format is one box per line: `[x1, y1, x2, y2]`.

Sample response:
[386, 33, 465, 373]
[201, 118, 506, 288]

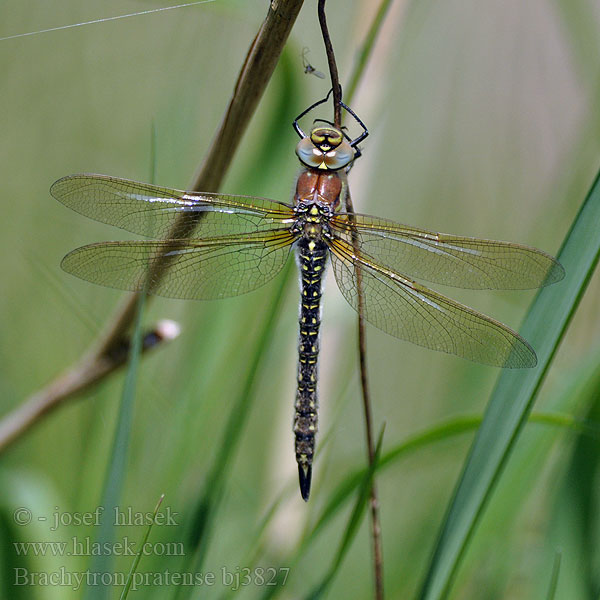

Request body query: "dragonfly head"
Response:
[295, 125, 354, 171]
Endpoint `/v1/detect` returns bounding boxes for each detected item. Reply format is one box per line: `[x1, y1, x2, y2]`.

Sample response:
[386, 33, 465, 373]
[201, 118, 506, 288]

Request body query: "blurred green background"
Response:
[1, 0, 600, 598]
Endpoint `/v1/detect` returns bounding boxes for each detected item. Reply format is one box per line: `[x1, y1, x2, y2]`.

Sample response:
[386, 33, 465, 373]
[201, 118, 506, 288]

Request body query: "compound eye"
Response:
[296, 137, 323, 168]
[328, 132, 342, 146]
[324, 139, 354, 170]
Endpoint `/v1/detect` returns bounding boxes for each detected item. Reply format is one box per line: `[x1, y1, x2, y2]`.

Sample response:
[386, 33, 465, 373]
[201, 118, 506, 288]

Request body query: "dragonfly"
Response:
[51, 96, 564, 501]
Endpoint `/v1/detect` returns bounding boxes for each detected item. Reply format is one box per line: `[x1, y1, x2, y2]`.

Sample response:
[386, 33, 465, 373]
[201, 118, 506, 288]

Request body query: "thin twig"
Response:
[318, 0, 342, 126]
[345, 190, 384, 600]
[0, 0, 304, 454]
[318, 2, 384, 598]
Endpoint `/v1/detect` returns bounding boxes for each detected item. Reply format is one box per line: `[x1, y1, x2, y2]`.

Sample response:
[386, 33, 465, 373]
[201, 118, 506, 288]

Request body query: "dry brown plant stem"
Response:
[0, 0, 304, 454]
[318, 1, 384, 597]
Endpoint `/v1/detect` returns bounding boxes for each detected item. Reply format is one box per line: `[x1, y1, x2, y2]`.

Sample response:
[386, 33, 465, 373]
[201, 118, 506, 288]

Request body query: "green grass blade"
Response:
[304, 427, 385, 600]
[553, 0, 600, 87]
[547, 366, 600, 598]
[0, 507, 33, 600]
[83, 289, 147, 600]
[345, 0, 394, 106]
[216, 489, 289, 600]
[178, 260, 294, 591]
[119, 494, 164, 600]
[176, 58, 302, 593]
[83, 129, 158, 600]
[419, 168, 600, 600]
[256, 410, 585, 600]
[303, 411, 589, 552]
[546, 552, 562, 600]
[307, 416, 479, 548]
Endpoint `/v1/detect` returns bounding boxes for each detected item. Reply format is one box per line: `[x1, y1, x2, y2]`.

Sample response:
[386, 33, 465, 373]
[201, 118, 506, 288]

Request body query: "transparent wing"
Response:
[330, 213, 564, 290]
[61, 231, 296, 300]
[328, 237, 537, 367]
[51, 174, 296, 239]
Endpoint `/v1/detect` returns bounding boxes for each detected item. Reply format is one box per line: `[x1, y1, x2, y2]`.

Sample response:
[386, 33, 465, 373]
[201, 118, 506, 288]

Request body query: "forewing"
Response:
[51, 174, 295, 239]
[328, 238, 537, 368]
[61, 231, 295, 300]
[330, 213, 564, 290]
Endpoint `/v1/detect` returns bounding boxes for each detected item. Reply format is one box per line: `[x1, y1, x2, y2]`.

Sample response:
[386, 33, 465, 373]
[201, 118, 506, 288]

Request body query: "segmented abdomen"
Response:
[294, 237, 328, 501]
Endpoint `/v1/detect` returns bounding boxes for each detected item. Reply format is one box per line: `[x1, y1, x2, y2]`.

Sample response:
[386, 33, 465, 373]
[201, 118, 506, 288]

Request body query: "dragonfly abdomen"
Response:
[294, 236, 328, 501]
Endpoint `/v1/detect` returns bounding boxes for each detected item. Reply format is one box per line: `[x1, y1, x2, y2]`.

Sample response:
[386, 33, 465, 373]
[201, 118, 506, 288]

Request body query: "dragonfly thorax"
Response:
[293, 202, 333, 240]
[293, 168, 342, 240]
[294, 169, 343, 210]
